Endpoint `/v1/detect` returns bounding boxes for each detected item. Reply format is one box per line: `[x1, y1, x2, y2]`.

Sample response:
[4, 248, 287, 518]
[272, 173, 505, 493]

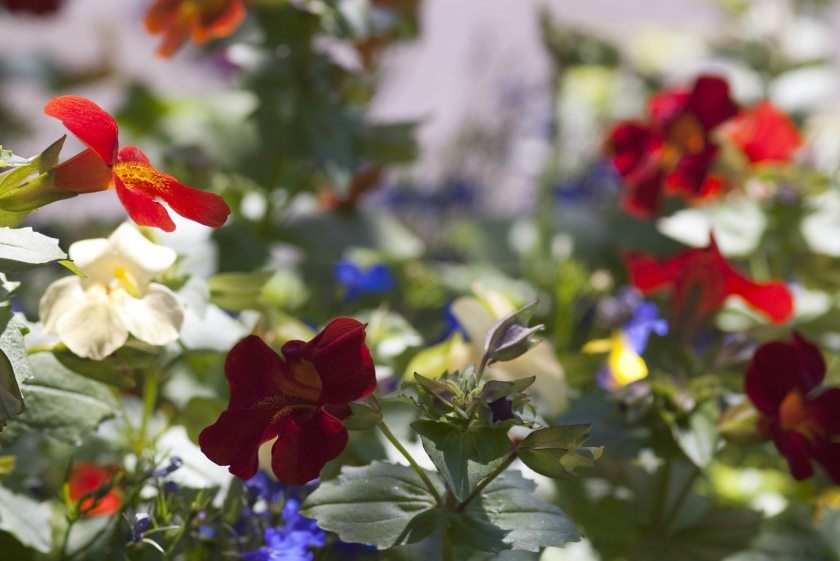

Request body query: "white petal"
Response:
[39, 276, 85, 333]
[109, 223, 177, 279]
[55, 292, 128, 360]
[450, 297, 495, 347]
[68, 238, 111, 282]
[117, 284, 184, 346]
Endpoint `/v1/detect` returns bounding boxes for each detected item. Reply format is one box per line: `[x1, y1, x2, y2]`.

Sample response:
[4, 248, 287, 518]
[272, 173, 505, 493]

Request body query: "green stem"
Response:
[474, 353, 490, 383]
[376, 421, 442, 506]
[136, 367, 159, 457]
[442, 533, 456, 561]
[57, 517, 75, 561]
[455, 451, 517, 512]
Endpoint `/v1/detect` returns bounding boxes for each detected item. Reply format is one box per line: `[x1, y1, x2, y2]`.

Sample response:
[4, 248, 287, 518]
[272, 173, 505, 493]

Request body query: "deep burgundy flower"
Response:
[745, 333, 840, 483]
[605, 75, 739, 218]
[625, 235, 793, 324]
[199, 319, 376, 485]
[2, 0, 62, 15]
[726, 101, 802, 164]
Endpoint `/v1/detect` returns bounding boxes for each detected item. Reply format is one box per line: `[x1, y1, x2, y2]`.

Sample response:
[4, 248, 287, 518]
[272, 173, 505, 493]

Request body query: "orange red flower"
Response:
[67, 462, 122, 516]
[726, 101, 802, 164]
[144, 0, 247, 57]
[46, 95, 230, 232]
[199, 319, 376, 485]
[625, 235, 793, 324]
[745, 333, 840, 483]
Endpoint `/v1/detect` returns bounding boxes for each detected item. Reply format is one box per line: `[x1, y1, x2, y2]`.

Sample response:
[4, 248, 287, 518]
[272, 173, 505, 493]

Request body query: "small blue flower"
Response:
[149, 456, 183, 478]
[335, 260, 396, 302]
[132, 513, 152, 542]
[623, 301, 668, 355]
[438, 302, 468, 342]
[242, 497, 325, 561]
[244, 472, 286, 506]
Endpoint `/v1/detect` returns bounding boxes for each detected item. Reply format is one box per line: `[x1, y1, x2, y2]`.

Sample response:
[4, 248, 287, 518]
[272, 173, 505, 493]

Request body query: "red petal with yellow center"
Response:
[269, 408, 348, 485]
[282, 318, 377, 405]
[114, 174, 176, 232]
[745, 335, 824, 416]
[53, 148, 114, 194]
[44, 96, 119, 166]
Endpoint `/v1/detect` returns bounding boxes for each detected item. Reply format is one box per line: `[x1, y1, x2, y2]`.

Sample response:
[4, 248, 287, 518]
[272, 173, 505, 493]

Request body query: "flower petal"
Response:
[725, 270, 793, 323]
[53, 149, 113, 194]
[727, 101, 801, 164]
[191, 0, 246, 44]
[155, 177, 230, 228]
[44, 96, 119, 166]
[224, 335, 288, 409]
[745, 340, 815, 415]
[39, 276, 85, 333]
[283, 318, 376, 405]
[624, 250, 691, 293]
[686, 75, 739, 131]
[117, 284, 184, 346]
[108, 222, 178, 281]
[114, 174, 176, 232]
[772, 428, 814, 481]
[55, 290, 129, 360]
[269, 409, 348, 485]
[198, 407, 276, 480]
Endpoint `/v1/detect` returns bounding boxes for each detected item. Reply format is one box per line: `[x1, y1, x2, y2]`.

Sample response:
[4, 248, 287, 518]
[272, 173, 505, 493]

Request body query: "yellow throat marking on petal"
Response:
[113, 161, 168, 197]
[113, 266, 141, 298]
[279, 359, 323, 403]
[779, 390, 825, 444]
[608, 333, 648, 387]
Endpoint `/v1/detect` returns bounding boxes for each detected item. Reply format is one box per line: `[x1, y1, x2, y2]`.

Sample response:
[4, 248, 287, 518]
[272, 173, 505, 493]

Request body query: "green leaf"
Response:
[0, 136, 64, 196]
[484, 300, 544, 363]
[300, 462, 444, 548]
[51, 348, 141, 389]
[180, 396, 226, 443]
[344, 395, 382, 431]
[0, 485, 53, 553]
[0, 349, 24, 431]
[518, 425, 602, 479]
[0, 227, 66, 272]
[412, 420, 512, 502]
[671, 400, 719, 468]
[448, 471, 580, 553]
[0, 312, 31, 431]
[0, 353, 118, 446]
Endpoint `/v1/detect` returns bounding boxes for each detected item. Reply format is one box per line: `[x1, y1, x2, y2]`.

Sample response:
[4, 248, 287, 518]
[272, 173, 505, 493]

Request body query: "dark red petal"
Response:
[724, 270, 793, 324]
[157, 177, 230, 228]
[198, 408, 276, 480]
[686, 75, 739, 131]
[284, 318, 377, 405]
[269, 409, 348, 485]
[44, 96, 119, 166]
[771, 428, 814, 481]
[53, 149, 113, 194]
[648, 89, 690, 126]
[621, 165, 665, 219]
[224, 335, 288, 410]
[728, 101, 801, 164]
[812, 439, 840, 485]
[810, 387, 840, 433]
[607, 121, 662, 176]
[745, 341, 812, 415]
[666, 144, 718, 198]
[792, 332, 826, 390]
[117, 145, 152, 165]
[114, 175, 176, 232]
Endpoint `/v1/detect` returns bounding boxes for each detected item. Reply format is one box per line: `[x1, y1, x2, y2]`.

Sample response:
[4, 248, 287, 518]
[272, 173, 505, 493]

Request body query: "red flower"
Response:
[745, 333, 840, 483]
[199, 319, 376, 485]
[2, 0, 62, 15]
[67, 463, 122, 516]
[46, 96, 230, 232]
[606, 75, 739, 218]
[726, 101, 802, 164]
[144, 0, 247, 57]
[625, 235, 793, 323]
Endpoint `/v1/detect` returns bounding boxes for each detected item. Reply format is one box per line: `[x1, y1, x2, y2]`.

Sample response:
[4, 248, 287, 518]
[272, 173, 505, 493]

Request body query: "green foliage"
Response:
[483, 300, 544, 364]
[0, 227, 66, 272]
[0, 486, 53, 554]
[518, 425, 604, 479]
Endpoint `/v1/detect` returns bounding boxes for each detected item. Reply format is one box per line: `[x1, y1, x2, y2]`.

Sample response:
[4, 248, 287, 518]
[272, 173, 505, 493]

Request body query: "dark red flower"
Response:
[605, 75, 739, 218]
[2, 0, 62, 15]
[144, 0, 247, 57]
[46, 96, 230, 232]
[745, 332, 840, 483]
[199, 319, 376, 485]
[726, 101, 802, 164]
[67, 463, 122, 516]
[625, 235, 793, 324]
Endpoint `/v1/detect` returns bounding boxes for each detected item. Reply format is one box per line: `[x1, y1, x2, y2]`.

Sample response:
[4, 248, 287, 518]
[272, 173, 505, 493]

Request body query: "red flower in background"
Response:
[606, 75, 739, 218]
[745, 333, 840, 483]
[625, 235, 793, 324]
[144, 0, 246, 57]
[68, 463, 122, 516]
[199, 319, 376, 485]
[46, 96, 230, 232]
[2, 0, 62, 15]
[726, 101, 802, 164]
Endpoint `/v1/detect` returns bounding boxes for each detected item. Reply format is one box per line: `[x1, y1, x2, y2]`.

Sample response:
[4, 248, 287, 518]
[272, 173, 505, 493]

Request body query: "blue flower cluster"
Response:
[242, 497, 325, 561]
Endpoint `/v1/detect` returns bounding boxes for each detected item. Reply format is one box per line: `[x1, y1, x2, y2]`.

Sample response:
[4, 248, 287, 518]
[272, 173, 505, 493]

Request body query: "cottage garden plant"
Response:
[2, 0, 840, 560]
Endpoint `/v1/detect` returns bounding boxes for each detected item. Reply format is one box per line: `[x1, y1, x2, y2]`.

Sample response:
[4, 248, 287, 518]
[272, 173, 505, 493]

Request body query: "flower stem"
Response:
[455, 450, 517, 512]
[376, 421, 442, 506]
[136, 367, 158, 457]
[442, 533, 456, 561]
[474, 353, 490, 383]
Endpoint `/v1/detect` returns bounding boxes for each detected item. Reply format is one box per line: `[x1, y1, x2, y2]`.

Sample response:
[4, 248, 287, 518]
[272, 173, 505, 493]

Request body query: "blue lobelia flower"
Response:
[623, 301, 668, 355]
[242, 497, 325, 561]
[335, 259, 396, 302]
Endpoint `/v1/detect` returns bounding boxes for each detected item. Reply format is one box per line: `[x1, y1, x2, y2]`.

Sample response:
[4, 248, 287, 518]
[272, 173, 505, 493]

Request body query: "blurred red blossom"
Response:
[2, 0, 62, 15]
[68, 463, 122, 516]
[726, 100, 802, 164]
[606, 75, 739, 218]
[46, 95, 230, 232]
[745, 332, 840, 484]
[625, 235, 793, 324]
[144, 0, 247, 57]
[199, 319, 376, 485]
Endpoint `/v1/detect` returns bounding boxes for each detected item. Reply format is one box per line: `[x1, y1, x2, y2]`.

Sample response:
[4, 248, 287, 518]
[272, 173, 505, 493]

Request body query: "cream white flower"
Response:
[450, 284, 569, 415]
[40, 223, 184, 360]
